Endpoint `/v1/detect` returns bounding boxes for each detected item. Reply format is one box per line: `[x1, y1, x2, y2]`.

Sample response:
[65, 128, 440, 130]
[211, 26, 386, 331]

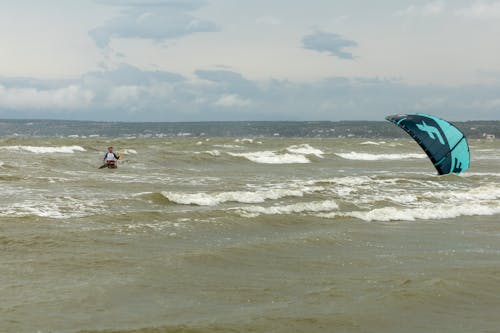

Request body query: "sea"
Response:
[1, 135, 499, 333]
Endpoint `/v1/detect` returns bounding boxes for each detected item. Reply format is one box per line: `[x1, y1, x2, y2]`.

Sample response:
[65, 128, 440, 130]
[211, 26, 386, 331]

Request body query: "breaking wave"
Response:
[235, 200, 338, 217]
[0, 145, 86, 154]
[286, 144, 324, 158]
[228, 151, 310, 164]
[336, 152, 427, 161]
[161, 186, 322, 206]
[319, 202, 500, 222]
[227, 144, 323, 164]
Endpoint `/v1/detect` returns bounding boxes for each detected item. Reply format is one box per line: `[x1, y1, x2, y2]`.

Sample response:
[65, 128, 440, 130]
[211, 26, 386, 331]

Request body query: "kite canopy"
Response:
[386, 113, 470, 175]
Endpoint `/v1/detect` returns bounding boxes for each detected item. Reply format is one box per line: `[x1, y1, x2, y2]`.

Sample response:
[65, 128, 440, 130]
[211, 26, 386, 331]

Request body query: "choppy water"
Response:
[1, 137, 499, 333]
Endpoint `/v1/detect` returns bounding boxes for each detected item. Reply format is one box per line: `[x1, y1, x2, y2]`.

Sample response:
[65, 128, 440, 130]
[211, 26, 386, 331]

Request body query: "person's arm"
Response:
[114, 153, 120, 160]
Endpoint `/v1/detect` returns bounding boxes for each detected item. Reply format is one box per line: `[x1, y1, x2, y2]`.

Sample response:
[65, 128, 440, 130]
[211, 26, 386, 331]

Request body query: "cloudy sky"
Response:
[1, 0, 499, 121]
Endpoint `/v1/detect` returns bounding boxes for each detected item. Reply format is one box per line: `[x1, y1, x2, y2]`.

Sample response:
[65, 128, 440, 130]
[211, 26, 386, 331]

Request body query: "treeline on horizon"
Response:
[0, 119, 498, 139]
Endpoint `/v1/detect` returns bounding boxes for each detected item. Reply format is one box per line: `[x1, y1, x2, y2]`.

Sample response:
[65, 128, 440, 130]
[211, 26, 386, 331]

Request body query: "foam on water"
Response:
[0, 198, 104, 219]
[0, 145, 86, 154]
[286, 144, 324, 158]
[235, 138, 254, 144]
[424, 185, 500, 201]
[321, 201, 500, 222]
[235, 200, 338, 217]
[226, 144, 324, 164]
[194, 150, 221, 157]
[360, 141, 386, 145]
[228, 151, 310, 164]
[336, 152, 427, 161]
[121, 149, 138, 154]
[213, 144, 242, 149]
[162, 186, 322, 206]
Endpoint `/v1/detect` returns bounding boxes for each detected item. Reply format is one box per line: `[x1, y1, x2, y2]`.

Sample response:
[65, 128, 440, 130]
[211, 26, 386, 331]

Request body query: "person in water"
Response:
[103, 146, 120, 168]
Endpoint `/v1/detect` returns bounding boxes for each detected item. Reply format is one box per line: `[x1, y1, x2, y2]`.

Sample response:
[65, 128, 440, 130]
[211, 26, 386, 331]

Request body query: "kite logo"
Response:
[452, 158, 463, 173]
[416, 121, 445, 145]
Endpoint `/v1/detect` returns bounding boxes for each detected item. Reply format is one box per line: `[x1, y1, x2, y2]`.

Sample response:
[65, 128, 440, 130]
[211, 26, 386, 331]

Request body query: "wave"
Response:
[336, 152, 427, 161]
[360, 141, 386, 145]
[161, 186, 321, 206]
[121, 149, 137, 154]
[234, 138, 256, 144]
[235, 200, 338, 217]
[0, 145, 86, 154]
[0, 198, 104, 219]
[424, 185, 500, 201]
[319, 201, 500, 222]
[227, 144, 324, 164]
[194, 150, 221, 157]
[286, 144, 324, 158]
[228, 151, 310, 164]
[213, 144, 242, 149]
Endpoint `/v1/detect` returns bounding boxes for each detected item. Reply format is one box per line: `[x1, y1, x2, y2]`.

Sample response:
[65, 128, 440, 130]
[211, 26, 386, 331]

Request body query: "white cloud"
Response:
[107, 85, 142, 105]
[395, 1, 445, 17]
[0, 85, 94, 110]
[214, 94, 251, 107]
[1, 66, 500, 121]
[302, 31, 357, 59]
[89, 1, 216, 48]
[455, 1, 500, 19]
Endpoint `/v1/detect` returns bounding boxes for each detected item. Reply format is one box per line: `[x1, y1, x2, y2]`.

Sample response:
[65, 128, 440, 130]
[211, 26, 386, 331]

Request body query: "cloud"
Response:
[1, 65, 500, 121]
[454, 1, 500, 19]
[85, 63, 184, 84]
[195, 69, 258, 96]
[302, 31, 357, 59]
[90, 0, 217, 48]
[195, 69, 247, 83]
[0, 85, 94, 110]
[214, 94, 251, 108]
[395, 1, 445, 17]
[95, 0, 206, 9]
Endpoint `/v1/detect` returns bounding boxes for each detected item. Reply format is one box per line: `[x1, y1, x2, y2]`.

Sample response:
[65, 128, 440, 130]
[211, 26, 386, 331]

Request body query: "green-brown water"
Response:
[1, 137, 499, 332]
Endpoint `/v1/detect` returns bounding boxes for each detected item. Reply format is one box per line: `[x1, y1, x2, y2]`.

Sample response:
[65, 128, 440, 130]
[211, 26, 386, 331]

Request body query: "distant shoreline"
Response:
[0, 119, 498, 139]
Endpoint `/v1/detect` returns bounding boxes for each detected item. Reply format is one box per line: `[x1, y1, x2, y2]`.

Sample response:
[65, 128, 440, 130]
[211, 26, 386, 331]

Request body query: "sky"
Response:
[0, 0, 499, 121]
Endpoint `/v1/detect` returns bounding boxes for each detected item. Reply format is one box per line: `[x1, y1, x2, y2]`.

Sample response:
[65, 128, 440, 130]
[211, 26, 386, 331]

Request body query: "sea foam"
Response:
[236, 200, 339, 217]
[162, 187, 318, 206]
[228, 151, 310, 164]
[333, 202, 500, 222]
[336, 152, 426, 161]
[227, 144, 324, 164]
[0, 145, 86, 154]
[286, 144, 324, 158]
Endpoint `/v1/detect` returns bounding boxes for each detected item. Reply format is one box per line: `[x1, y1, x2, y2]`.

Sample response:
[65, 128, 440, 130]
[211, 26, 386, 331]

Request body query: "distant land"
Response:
[0, 119, 498, 139]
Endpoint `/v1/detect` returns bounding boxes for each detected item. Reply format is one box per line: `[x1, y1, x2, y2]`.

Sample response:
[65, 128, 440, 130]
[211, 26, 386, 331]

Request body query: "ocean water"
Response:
[1, 137, 499, 333]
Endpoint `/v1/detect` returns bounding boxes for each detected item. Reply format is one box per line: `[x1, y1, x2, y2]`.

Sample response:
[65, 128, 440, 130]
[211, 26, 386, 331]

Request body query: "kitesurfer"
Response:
[102, 146, 120, 168]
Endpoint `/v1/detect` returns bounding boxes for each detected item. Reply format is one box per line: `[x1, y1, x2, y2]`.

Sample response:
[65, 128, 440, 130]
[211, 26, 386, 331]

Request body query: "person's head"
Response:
[108, 146, 113, 152]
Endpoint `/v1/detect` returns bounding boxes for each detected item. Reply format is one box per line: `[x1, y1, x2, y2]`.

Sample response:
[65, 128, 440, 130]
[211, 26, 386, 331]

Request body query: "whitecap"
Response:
[228, 151, 310, 164]
[204, 150, 221, 157]
[236, 200, 339, 217]
[286, 144, 324, 158]
[0, 145, 86, 154]
[345, 202, 500, 222]
[213, 144, 242, 149]
[121, 149, 138, 155]
[424, 185, 500, 202]
[162, 187, 319, 206]
[360, 141, 385, 145]
[336, 152, 426, 161]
